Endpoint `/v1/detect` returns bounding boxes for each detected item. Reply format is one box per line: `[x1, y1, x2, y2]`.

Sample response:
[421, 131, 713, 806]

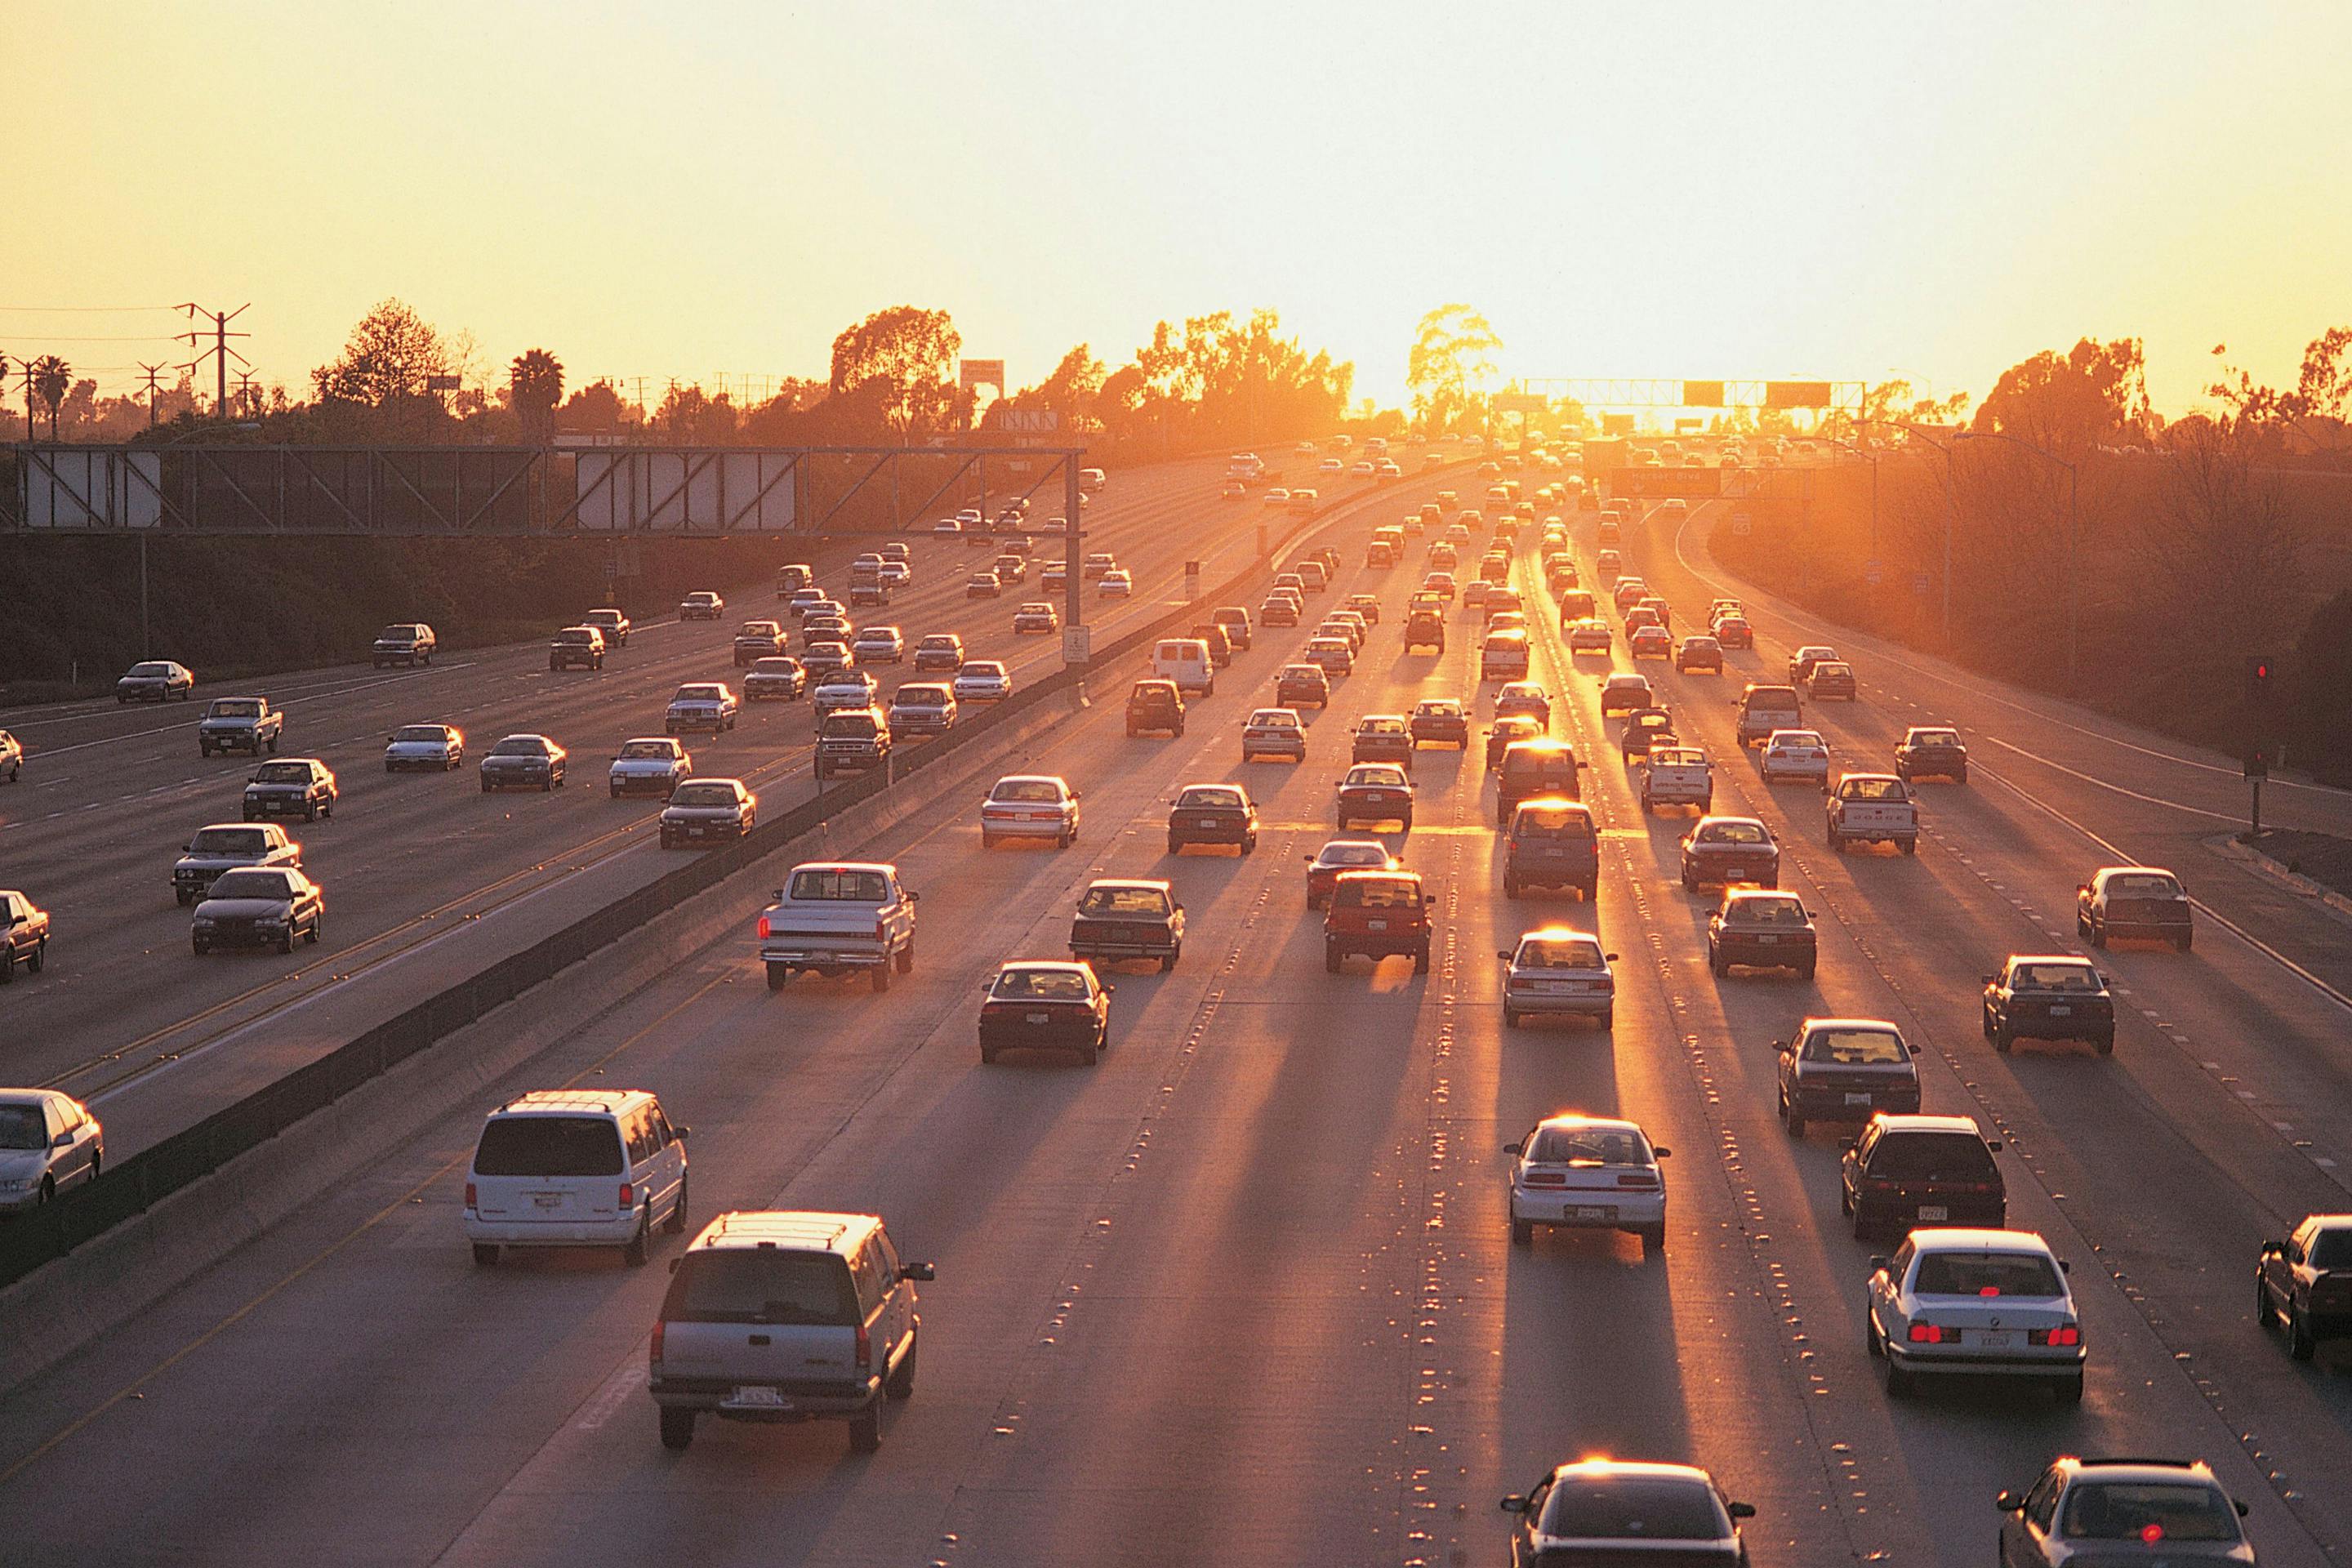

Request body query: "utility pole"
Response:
[16, 359, 33, 442]
[176, 302, 252, 417]
[136, 362, 172, 427]
[234, 369, 259, 416]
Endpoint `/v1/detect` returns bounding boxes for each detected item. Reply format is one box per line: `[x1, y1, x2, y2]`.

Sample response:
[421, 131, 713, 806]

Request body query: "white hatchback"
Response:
[1505, 1114, 1669, 1255]
[981, 774, 1080, 849]
[1761, 728, 1832, 785]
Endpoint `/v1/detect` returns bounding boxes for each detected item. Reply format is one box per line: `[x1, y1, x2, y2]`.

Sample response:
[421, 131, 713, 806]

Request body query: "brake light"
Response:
[619, 1183, 634, 1209]
[875, 915, 889, 942]
[1906, 1322, 1946, 1343]
[650, 1320, 666, 1365]
[855, 1321, 872, 1370]
[2032, 1325, 2082, 1347]
[758, 915, 772, 940]
[1616, 1173, 1659, 1190]
[1523, 1173, 1569, 1188]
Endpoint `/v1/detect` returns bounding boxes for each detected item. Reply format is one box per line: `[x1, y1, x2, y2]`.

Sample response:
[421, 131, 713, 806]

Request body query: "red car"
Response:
[1324, 870, 1433, 974]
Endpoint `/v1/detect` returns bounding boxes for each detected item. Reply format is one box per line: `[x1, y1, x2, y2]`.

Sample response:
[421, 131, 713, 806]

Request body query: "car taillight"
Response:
[758, 915, 772, 939]
[618, 1183, 634, 1209]
[464, 1182, 477, 1210]
[2033, 1325, 2082, 1347]
[875, 916, 889, 942]
[1906, 1322, 1946, 1343]
[1522, 1172, 1568, 1188]
[855, 1321, 872, 1370]
[650, 1320, 666, 1365]
[1616, 1173, 1659, 1190]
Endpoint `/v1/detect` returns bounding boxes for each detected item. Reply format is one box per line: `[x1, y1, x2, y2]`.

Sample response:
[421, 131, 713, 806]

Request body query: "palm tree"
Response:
[29, 355, 70, 440]
[510, 349, 564, 444]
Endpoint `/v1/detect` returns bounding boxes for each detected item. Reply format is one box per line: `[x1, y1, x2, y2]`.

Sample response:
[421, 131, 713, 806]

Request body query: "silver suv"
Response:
[649, 1210, 932, 1454]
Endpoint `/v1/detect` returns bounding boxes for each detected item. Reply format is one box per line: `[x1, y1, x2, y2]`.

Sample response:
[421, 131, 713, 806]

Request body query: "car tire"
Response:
[1503, 874, 1520, 900]
[1640, 1225, 1665, 1258]
[1801, 959, 1818, 980]
[481, 780, 492, 793]
[1166, 836, 1181, 856]
[2176, 931, 2194, 952]
[1160, 950, 1178, 973]
[623, 1209, 651, 1267]
[1597, 1008, 1613, 1031]
[897, 942, 914, 975]
[27, 942, 43, 973]
[471, 1243, 499, 1267]
[1413, 947, 1430, 975]
[1709, 949, 1726, 978]
[660, 1407, 696, 1452]
[664, 1176, 689, 1235]
[2290, 1303, 2319, 1360]
[885, 1332, 918, 1401]
[849, 1400, 883, 1454]
[2088, 922, 2105, 949]
[1783, 1099, 1804, 1138]
[1993, 1026, 2013, 1054]
[304, 918, 320, 946]
[1954, 768, 1968, 786]
[2095, 1031, 2114, 1057]
[266, 737, 279, 755]
[279, 927, 297, 956]
[176, 889, 193, 906]
[1242, 834, 1257, 856]
[1899, 838, 1916, 856]
[871, 962, 891, 995]
[1503, 1006, 1520, 1029]
[611, 786, 623, 800]
[1325, 946, 1343, 975]
[2256, 1272, 2275, 1326]
[1882, 1355, 1909, 1400]
[1510, 1214, 1535, 1248]
[192, 939, 209, 956]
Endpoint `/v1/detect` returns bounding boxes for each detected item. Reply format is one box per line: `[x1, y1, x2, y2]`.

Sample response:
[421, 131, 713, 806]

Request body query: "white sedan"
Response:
[849, 626, 905, 664]
[1865, 1229, 2085, 1402]
[981, 775, 1080, 849]
[385, 724, 465, 773]
[1098, 568, 1134, 598]
[609, 737, 692, 799]
[1505, 1113, 1669, 1256]
[953, 661, 1012, 703]
[1760, 728, 1832, 785]
[1498, 928, 1617, 1031]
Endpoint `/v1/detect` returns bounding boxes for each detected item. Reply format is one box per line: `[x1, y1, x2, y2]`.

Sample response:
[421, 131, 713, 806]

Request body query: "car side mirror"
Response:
[1503, 1141, 1523, 1156]
[1869, 1254, 1890, 1274]
[771, 889, 785, 902]
[1424, 895, 1436, 906]
[185, 844, 196, 853]
[905, 1262, 936, 1282]
[1994, 1490, 2022, 1512]
[1979, 973, 1994, 986]
[1604, 952, 1619, 963]
[2058, 1258, 2070, 1273]
[668, 1257, 680, 1274]
[1987, 1140, 2003, 1152]
[1499, 1495, 1529, 1515]
[2260, 1239, 2285, 1254]
[1653, 1147, 1671, 1159]
[2234, 1498, 2251, 1518]
[1774, 1039, 1792, 1053]
[53, 1130, 74, 1149]
[1497, 950, 1514, 961]
[1726, 1502, 1756, 1520]
[906, 891, 919, 902]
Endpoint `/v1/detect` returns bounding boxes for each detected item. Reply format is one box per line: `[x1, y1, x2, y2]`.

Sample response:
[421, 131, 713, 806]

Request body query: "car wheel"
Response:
[2256, 1272, 2275, 1325]
[1325, 945, 1343, 975]
[979, 1042, 997, 1064]
[279, 927, 297, 956]
[1503, 874, 1520, 900]
[884, 1330, 918, 1400]
[1993, 1026, 2014, 1054]
[1640, 1225, 1665, 1258]
[849, 1399, 883, 1454]
[1597, 1008, 1613, 1031]
[481, 779, 493, 793]
[1801, 959, 1817, 980]
[2291, 1303, 2319, 1360]
[1160, 949, 1178, 973]
[659, 1407, 696, 1452]
[1242, 834, 1257, 855]
[1503, 1005, 1520, 1029]
[1866, 1313, 1883, 1357]
[192, 939, 210, 956]
[1783, 1100, 1805, 1138]
[2095, 1031, 2114, 1057]
[26, 941, 43, 973]
[1165, 836, 1181, 856]
[1981, 1007, 1996, 1040]
[664, 1176, 689, 1235]
[2088, 921, 2105, 948]
[623, 1209, 651, 1267]
[304, 918, 320, 946]
[1827, 826, 1842, 853]
[1899, 838, 1916, 856]
[897, 942, 914, 975]
[471, 1243, 499, 1267]
[871, 962, 891, 995]
[267, 737, 279, 755]
[1510, 1214, 1535, 1248]
[1709, 949, 1726, 978]
[1413, 947, 1430, 975]
[611, 786, 623, 800]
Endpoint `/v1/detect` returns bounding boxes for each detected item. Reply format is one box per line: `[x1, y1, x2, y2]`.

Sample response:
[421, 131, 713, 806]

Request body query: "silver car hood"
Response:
[610, 758, 683, 774]
[0, 1150, 53, 1182]
[176, 851, 272, 871]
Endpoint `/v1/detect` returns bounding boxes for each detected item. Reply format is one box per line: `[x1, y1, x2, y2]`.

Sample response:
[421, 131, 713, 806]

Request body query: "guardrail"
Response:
[0, 469, 1443, 1289]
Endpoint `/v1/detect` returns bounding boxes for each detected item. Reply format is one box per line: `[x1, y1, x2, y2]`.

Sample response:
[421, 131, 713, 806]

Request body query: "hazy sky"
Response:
[7, 2, 2345, 416]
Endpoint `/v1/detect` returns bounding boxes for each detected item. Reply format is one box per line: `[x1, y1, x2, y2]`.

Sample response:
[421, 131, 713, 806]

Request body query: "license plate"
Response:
[532, 1194, 562, 1209]
[728, 1386, 786, 1409]
[1722, 866, 1747, 878]
[1027, 1012, 1049, 1024]
[1844, 1092, 1874, 1107]
[1197, 817, 1220, 827]
[1755, 934, 1779, 945]
[1967, 1329, 2023, 1351]
[2049, 1005, 2072, 1016]
[1367, 920, 1388, 932]
[1573, 1205, 1612, 1221]
[1538, 981, 1575, 995]
[1917, 1205, 1949, 1222]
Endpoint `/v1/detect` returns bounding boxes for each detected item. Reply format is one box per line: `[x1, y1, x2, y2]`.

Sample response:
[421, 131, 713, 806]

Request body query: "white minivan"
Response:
[1152, 638, 1215, 696]
[464, 1088, 689, 1267]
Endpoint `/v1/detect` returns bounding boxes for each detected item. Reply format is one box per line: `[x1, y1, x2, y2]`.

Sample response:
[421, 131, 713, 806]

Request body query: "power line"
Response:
[0, 303, 180, 313]
[0, 333, 182, 342]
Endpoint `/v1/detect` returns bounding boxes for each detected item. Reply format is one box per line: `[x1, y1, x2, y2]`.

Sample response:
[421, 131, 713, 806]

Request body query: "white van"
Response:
[463, 1088, 689, 1267]
[1152, 638, 1215, 696]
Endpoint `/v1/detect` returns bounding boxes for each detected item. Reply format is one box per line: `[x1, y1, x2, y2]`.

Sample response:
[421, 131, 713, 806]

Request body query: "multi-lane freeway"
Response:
[4, 459, 2352, 1566]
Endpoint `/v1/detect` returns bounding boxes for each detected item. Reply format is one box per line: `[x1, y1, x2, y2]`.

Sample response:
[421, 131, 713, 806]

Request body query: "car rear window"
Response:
[2060, 1481, 2240, 1542]
[1536, 1477, 1726, 1540]
[1178, 787, 1243, 808]
[1726, 895, 1805, 926]
[1802, 1028, 1907, 1065]
[1745, 688, 1801, 711]
[473, 1115, 625, 1177]
[1699, 822, 1769, 844]
[1869, 1132, 1997, 1181]
[2106, 873, 2181, 899]
[788, 868, 888, 902]
[1080, 887, 1168, 916]
[1515, 805, 1594, 838]
[1912, 1252, 2062, 1297]
[1518, 938, 1604, 969]
[993, 969, 1091, 1000]
[2014, 963, 2100, 991]
[1334, 877, 1419, 909]
[663, 1250, 860, 1326]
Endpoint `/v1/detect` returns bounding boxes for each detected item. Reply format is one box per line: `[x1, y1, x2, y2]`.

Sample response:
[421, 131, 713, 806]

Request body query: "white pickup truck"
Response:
[1826, 773, 1918, 854]
[1637, 746, 1713, 813]
[758, 862, 918, 993]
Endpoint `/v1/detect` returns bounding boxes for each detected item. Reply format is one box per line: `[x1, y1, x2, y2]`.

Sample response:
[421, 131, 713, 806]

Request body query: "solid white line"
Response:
[16, 664, 481, 760]
[1978, 736, 2243, 825]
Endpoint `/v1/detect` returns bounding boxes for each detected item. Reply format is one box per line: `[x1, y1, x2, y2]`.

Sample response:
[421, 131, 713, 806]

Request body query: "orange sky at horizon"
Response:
[6, 2, 2345, 421]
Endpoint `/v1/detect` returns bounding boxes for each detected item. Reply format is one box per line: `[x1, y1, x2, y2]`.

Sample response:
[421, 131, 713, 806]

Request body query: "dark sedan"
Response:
[1982, 955, 2114, 1054]
[1619, 707, 1677, 759]
[480, 734, 567, 792]
[1166, 784, 1259, 854]
[1894, 724, 1968, 783]
[1069, 880, 1184, 971]
[1775, 1018, 1920, 1137]
[1275, 663, 1330, 709]
[1706, 889, 1815, 978]
[1410, 699, 1469, 748]
[978, 961, 1111, 1066]
[1352, 715, 1415, 770]
[1679, 816, 1779, 891]
[1335, 764, 1414, 831]
[243, 759, 338, 822]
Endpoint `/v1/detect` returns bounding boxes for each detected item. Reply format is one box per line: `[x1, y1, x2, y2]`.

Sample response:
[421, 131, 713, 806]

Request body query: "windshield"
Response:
[992, 780, 1066, 803]
[378, 626, 417, 640]
[252, 762, 312, 784]
[472, 1115, 624, 1177]
[960, 662, 1006, 679]
[556, 630, 594, 644]
[207, 870, 293, 899]
[751, 658, 800, 674]
[1526, 1128, 1654, 1167]
[618, 741, 677, 760]
[993, 969, 1091, 1000]
[675, 686, 724, 702]
[392, 726, 448, 744]
[820, 715, 878, 736]
[668, 783, 738, 808]
[664, 1251, 860, 1327]
[1080, 887, 1169, 916]
[1802, 1028, 1907, 1065]
[189, 828, 270, 853]
[787, 868, 887, 902]
[1912, 1251, 2063, 1297]
[1699, 822, 1769, 845]
[1518, 938, 1605, 969]
[490, 739, 545, 756]
[2014, 963, 2100, 991]
[895, 688, 947, 707]
[1532, 1478, 1726, 1544]
[0, 1104, 48, 1151]
[2060, 1482, 2240, 1543]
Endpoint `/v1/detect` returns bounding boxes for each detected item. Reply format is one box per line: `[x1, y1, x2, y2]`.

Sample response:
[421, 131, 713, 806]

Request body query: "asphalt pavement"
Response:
[0, 477, 2346, 1565]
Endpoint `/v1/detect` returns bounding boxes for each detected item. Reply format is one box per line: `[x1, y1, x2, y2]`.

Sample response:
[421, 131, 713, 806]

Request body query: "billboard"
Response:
[20, 448, 163, 528]
[1614, 466, 1722, 498]
[1491, 391, 1547, 416]
[1682, 380, 1725, 407]
[574, 449, 799, 532]
[959, 359, 1006, 393]
[1765, 381, 1833, 409]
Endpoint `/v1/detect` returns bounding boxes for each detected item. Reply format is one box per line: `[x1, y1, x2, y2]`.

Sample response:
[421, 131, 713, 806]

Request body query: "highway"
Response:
[2, 475, 2349, 1564]
[0, 452, 1441, 1160]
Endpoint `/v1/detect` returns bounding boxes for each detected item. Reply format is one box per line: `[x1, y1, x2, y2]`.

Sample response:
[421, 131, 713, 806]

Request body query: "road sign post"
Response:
[1062, 625, 1091, 666]
[1184, 559, 1201, 601]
